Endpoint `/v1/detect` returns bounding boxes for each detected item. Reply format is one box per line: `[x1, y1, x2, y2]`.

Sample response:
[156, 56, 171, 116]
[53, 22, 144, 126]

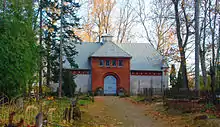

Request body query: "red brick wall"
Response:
[91, 57, 130, 94]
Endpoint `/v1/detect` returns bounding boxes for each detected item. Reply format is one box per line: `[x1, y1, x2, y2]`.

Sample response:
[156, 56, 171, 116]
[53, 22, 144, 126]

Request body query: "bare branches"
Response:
[80, 0, 116, 42]
[116, 0, 137, 43]
[136, 0, 155, 47]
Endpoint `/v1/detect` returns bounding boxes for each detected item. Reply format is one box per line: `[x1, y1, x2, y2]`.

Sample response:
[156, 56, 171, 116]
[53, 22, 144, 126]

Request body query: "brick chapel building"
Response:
[63, 34, 169, 95]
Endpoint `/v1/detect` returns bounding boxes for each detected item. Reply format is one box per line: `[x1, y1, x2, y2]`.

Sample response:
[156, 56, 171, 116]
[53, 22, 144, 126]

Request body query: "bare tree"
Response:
[136, 0, 154, 47]
[199, 0, 209, 87]
[150, 0, 174, 51]
[91, 0, 116, 42]
[207, 0, 219, 103]
[78, 0, 115, 42]
[136, 0, 180, 62]
[116, 0, 137, 43]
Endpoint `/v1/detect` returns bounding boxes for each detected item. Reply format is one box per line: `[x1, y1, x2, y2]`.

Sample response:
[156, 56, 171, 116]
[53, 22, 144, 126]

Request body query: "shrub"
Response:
[63, 70, 77, 97]
[201, 103, 216, 113]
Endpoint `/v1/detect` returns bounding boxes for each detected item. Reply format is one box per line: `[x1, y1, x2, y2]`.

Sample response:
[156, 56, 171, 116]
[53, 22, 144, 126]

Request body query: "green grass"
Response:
[130, 96, 145, 102]
[78, 99, 91, 106]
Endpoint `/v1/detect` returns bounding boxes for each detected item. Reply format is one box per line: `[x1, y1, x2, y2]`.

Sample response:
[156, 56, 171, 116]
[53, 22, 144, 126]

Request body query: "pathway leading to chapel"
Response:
[84, 96, 168, 127]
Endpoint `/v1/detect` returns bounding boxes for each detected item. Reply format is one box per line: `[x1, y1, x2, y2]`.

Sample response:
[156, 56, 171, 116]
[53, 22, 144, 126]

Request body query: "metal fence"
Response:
[137, 88, 165, 96]
[137, 88, 220, 102]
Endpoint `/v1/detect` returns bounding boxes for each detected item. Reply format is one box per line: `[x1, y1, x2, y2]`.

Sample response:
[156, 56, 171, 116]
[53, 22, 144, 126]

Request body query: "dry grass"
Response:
[0, 97, 93, 127]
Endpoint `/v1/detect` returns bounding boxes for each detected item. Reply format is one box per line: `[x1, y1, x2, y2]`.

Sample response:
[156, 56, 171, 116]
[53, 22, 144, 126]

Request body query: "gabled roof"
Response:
[63, 42, 101, 69]
[117, 43, 163, 71]
[63, 42, 167, 71]
[90, 42, 131, 58]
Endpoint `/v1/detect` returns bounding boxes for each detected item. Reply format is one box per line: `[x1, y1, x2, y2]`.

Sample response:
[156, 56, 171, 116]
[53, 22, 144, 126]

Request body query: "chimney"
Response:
[101, 33, 113, 44]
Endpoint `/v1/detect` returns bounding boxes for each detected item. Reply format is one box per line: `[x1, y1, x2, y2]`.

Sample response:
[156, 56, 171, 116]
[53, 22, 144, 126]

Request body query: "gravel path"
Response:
[87, 96, 167, 127]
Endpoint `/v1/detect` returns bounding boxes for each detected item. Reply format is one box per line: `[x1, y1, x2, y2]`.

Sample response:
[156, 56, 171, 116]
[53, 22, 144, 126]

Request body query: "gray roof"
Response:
[63, 42, 101, 69]
[90, 42, 131, 58]
[117, 43, 164, 71]
[63, 42, 166, 71]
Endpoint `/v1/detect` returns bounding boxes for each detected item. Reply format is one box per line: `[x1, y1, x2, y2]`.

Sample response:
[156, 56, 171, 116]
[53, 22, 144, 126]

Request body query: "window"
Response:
[118, 60, 123, 67]
[106, 60, 110, 67]
[112, 60, 116, 67]
[99, 60, 104, 66]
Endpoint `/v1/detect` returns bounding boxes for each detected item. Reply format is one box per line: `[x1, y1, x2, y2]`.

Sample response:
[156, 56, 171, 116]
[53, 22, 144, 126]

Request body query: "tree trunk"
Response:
[46, 34, 51, 87]
[210, 64, 216, 104]
[180, 51, 189, 89]
[194, 0, 200, 90]
[59, 0, 64, 98]
[172, 0, 188, 89]
[39, 0, 43, 96]
[208, 0, 217, 103]
[199, 0, 208, 87]
[200, 51, 207, 87]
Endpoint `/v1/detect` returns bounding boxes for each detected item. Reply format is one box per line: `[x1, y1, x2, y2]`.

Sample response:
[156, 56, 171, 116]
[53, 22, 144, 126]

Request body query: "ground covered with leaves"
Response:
[128, 96, 220, 127]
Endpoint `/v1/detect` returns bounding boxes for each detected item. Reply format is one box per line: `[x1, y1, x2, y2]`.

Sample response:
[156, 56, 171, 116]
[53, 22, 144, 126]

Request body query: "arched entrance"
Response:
[104, 75, 117, 95]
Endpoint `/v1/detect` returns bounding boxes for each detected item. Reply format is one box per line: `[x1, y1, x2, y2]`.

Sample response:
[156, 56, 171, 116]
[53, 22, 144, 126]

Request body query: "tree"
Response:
[81, 0, 116, 42]
[194, 0, 200, 90]
[39, 0, 43, 95]
[63, 70, 76, 97]
[136, 0, 181, 65]
[116, 0, 137, 43]
[0, 0, 39, 98]
[207, 0, 219, 104]
[199, 0, 209, 88]
[40, 0, 80, 97]
[136, 0, 154, 47]
[172, 0, 192, 89]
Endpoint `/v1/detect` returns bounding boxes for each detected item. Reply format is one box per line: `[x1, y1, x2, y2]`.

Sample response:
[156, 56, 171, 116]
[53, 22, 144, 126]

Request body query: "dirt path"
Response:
[84, 96, 168, 127]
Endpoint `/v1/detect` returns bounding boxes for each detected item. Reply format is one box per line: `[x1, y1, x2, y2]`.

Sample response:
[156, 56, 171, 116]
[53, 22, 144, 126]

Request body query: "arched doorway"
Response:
[104, 75, 117, 95]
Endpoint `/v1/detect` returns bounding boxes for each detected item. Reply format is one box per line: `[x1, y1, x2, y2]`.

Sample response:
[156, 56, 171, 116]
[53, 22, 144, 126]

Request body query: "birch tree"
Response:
[199, 0, 209, 87]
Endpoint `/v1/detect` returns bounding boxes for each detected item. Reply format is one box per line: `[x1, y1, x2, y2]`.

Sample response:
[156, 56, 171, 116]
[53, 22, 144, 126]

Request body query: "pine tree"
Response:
[41, 0, 80, 84]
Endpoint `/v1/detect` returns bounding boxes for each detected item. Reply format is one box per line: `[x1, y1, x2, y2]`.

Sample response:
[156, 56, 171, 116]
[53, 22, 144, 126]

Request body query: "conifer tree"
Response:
[40, 0, 81, 87]
[0, 0, 39, 98]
